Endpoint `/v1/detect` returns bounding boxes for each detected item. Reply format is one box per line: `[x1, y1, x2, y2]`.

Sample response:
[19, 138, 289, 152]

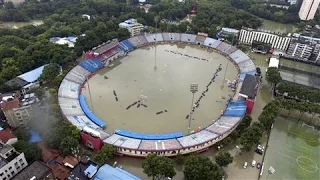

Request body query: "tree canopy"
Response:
[94, 144, 117, 165]
[266, 67, 282, 86]
[240, 122, 263, 151]
[215, 152, 233, 167]
[184, 155, 223, 180]
[142, 153, 176, 180]
[13, 140, 41, 163]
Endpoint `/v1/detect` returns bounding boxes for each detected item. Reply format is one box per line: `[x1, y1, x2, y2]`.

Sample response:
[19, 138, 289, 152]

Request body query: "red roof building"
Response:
[0, 128, 18, 145]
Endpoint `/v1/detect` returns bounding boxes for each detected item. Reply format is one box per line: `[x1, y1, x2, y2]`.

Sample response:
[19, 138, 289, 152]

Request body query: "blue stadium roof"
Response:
[94, 164, 141, 180]
[18, 65, 48, 83]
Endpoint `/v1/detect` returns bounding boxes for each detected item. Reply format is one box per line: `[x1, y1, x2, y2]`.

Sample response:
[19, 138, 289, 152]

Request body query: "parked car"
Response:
[243, 162, 248, 169]
[252, 160, 256, 167]
[255, 144, 265, 155]
[257, 163, 261, 169]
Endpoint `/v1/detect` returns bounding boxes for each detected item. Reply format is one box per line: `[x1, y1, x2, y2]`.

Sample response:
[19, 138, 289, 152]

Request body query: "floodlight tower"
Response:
[190, 0, 197, 15]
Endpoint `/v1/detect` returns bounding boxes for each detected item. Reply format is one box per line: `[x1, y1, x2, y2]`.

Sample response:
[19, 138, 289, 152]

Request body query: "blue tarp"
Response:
[239, 70, 257, 82]
[119, 40, 135, 52]
[79, 58, 104, 73]
[84, 164, 98, 178]
[223, 101, 247, 117]
[94, 164, 141, 180]
[115, 129, 183, 140]
[79, 95, 106, 128]
[28, 130, 43, 143]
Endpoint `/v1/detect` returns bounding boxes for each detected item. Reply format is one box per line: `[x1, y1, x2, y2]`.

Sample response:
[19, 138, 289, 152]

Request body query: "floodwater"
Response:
[82, 44, 237, 134]
[260, 117, 320, 180]
[259, 19, 297, 33]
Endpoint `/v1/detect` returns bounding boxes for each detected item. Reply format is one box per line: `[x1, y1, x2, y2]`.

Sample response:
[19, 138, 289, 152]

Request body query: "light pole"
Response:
[222, 33, 236, 87]
[154, 37, 157, 70]
[188, 83, 198, 134]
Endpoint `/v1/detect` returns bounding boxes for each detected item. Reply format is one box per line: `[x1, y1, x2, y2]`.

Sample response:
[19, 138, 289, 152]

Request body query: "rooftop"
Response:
[12, 161, 51, 180]
[94, 164, 141, 180]
[0, 143, 14, 156]
[18, 64, 48, 83]
[239, 74, 260, 100]
[5, 77, 29, 88]
[0, 98, 20, 111]
[0, 128, 17, 144]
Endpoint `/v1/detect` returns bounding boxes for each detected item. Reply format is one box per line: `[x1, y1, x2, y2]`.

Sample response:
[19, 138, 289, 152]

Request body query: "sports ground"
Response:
[261, 117, 320, 180]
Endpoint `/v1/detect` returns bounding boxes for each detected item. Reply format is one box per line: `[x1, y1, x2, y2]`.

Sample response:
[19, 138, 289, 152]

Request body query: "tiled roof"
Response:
[0, 129, 16, 144]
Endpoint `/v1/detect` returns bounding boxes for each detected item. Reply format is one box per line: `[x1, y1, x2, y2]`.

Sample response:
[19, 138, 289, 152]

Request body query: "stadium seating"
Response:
[65, 65, 90, 84]
[223, 101, 247, 117]
[177, 130, 219, 148]
[58, 97, 84, 116]
[103, 134, 141, 149]
[203, 38, 222, 48]
[138, 139, 182, 151]
[128, 35, 148, 47]
[79, 58, 104, 73]
[115, 129, 183, 140]
[58, 79, 80, 99]
[180, 33, 197, 43]
[229, 50, 250, 64]
[119, 40, 135, 52]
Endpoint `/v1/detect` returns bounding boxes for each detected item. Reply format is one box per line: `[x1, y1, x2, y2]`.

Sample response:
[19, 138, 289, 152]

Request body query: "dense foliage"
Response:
[142, 153, 176, 180]
[230, 0, 301, 24]
[277, 82, 320, 103]
[239, 122, 263, 151]
[215, 152, 233, 167]
[184, 155, 223, 180]
[94, 144, 117, 165]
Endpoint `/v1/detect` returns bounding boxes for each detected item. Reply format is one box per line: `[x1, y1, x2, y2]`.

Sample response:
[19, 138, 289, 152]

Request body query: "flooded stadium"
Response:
[82, 44, 238, 134]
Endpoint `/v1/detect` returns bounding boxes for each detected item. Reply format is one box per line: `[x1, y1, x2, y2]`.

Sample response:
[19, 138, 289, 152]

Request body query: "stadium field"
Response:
[261, 117, 320, 180]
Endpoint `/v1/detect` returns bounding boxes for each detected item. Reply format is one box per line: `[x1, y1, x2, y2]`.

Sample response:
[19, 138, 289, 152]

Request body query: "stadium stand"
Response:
[58, 79, 80, 99]
[103, 134, 141, 149]
[65, 115, 101, 130]
[114, 129, 183, 140]
[119, 40, 135, 52]
[223, 101, 247, 117]
[93, 40, 119, 55]
[79, 95, 106, 128]
[128, 35, 148, 47]
[229, 50, 250, 64]
[195, 34, 207, 45]
[138, 139, 182, 151]
[58, 97, 84, 116]
[58, 33, 259, 157]
[79, 58, 104, 73]
[180, 33, 197, 43]
[177, 130, 219, 148]
[203, 38, 222, 48]
[206, 116, 241, 135]
[238, 59, 256, 73]
[65, 65, 90, 84]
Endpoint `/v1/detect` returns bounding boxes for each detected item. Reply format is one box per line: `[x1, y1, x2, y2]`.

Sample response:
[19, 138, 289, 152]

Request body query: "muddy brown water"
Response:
[82, 44, 237, 134]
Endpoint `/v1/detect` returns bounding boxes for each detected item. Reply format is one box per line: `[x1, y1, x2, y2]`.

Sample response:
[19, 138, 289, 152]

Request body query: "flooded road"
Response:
[82, 44, 237, 134]
[259, 19, 297, 33]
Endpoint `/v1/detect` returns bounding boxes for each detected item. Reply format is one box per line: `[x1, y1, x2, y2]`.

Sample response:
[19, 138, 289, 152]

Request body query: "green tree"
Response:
[94, 145, 117, 165]
[184, 155, 223, 180]
[175, 152, 185, 165]
[237, 115, 252, 134]
[60, 136, 78, 155]
[266, 67, 282, 91]
[142, 153, 176, 180]
[240, 122, 263, 151]
[13, 128, 30, 142]
[13, 141, 41, 163]
[215, 152, 233, 167]
[39, 63, 60, 82]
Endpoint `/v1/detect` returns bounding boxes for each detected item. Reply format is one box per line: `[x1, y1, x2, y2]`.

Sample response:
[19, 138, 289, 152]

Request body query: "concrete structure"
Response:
[0, 142, 28, 180]
[299, 0, 320, 20]
[239, 74, 260, 114]
[239, 28, 291, 51]
[119, 19, 144, 37]
[285, 35, 320, 64]
[13, 161, 53, 180]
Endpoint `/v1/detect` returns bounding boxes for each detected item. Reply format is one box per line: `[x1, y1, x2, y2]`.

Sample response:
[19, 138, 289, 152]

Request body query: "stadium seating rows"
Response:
[59, 33, 257, 155]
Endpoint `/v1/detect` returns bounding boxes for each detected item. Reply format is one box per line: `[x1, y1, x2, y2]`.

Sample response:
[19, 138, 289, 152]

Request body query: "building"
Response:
[94, 164, 141, 180]
[119, 19, 144, 37]
[0, 142, 28, 180]
[12, 161, 53, 180]
[5, 65, 48, 94]
[49, 37, 77, 48]
[299, 0, 320, 20]
[239, 74, 260, 114]
[285, 35, 320, 64]
[80, 126, 109, 151]
[239, 28, 291, 51]
[0, 129, 18, 145]
[288, 0, 297, 5]
[85, 39, 120, 62]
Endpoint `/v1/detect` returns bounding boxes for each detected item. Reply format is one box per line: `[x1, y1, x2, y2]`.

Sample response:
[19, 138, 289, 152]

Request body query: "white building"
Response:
[288, 0, 297, 5]
[0, 143, 28, 180]
[239, 28, 291, 51]
[119, 19, 144, 37]
[299, 0, 320, 20]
